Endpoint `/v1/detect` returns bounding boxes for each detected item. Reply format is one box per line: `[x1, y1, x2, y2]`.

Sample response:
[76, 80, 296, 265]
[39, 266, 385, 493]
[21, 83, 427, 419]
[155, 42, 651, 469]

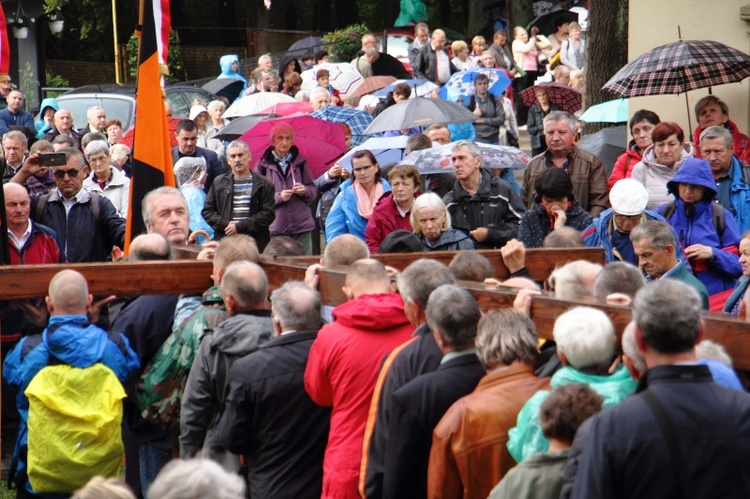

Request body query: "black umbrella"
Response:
[201, 79, 245, 104]
[214, 114, 277, 142]
[526, 10, 578, 36]
[577, 126, 627, 178]
[288, 36, 326, 54]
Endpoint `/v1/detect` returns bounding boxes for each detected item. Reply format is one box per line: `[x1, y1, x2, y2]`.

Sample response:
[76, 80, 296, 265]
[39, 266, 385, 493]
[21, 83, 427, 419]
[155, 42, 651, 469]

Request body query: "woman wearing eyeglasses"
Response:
[81, 140, 130, 218]
[324, 150, 391, 243]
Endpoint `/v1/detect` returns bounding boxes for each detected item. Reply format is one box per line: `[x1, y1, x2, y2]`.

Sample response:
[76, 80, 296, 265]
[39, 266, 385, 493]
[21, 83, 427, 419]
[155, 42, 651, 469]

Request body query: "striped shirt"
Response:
[232, 174, 253, 221]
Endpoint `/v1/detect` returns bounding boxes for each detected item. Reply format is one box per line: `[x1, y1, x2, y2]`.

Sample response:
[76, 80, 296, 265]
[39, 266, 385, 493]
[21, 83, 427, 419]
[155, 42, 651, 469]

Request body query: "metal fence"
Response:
[45, 28, 327, 88]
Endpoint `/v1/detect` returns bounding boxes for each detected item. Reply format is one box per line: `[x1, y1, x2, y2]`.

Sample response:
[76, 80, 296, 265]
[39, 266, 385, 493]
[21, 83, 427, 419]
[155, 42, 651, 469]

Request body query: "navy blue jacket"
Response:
[519, 199, 593, 248]
[568, 365, 750, 499]
[172, 146, 224, 194]
[0, 107, 34, 136]
[30, 189, 125, 263]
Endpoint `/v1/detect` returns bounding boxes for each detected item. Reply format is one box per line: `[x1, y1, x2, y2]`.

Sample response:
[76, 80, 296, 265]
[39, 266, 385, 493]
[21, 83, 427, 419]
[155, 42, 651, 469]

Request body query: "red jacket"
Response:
[305, 293, 414, 499]
[365, 192, 419, 254]
[9, 221, 61, 265]
[608, 141, 642, 189]
[692, 120, 750, 165]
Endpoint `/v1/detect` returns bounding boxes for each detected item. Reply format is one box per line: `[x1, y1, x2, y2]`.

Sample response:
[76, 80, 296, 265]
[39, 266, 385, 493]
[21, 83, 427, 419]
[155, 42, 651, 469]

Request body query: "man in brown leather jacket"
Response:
[521, 111, 610, 217]
[427, 309, 551, 499]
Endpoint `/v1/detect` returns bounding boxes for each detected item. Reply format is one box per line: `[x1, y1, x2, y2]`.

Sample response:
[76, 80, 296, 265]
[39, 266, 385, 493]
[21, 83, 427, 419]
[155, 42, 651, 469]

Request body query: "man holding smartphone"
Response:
[10, 147, 125, 262]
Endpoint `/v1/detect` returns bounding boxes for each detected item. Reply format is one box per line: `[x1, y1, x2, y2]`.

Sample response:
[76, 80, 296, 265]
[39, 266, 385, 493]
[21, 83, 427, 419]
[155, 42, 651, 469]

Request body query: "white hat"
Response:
[609, 179, 648, 216]
[189, 105, 208, 121]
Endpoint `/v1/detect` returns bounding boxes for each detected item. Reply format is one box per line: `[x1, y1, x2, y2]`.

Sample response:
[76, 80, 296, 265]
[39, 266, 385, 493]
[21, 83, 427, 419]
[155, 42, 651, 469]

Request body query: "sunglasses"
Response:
[53, 168, 83, 179]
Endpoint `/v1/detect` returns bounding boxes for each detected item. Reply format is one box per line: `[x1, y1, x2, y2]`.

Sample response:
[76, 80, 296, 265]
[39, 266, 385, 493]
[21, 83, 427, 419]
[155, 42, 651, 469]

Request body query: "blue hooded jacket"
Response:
[324, 178, 391, 243]
[3, 315, 139, 496]
[217, 54, 247, 94]
[657, 157, 742, 295]
[35, 97, 59, 139]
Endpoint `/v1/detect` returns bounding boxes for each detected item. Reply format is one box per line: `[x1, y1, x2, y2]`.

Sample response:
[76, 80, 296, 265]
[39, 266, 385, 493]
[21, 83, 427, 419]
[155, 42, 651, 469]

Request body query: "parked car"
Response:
[51, 83, 217, 131]
[374, 27, 464, 75]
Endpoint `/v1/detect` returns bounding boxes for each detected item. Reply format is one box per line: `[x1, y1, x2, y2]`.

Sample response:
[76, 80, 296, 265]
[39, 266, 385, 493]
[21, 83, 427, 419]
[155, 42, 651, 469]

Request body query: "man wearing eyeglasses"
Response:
[582, 178, 685, 267]
[10, 147, 125, 262]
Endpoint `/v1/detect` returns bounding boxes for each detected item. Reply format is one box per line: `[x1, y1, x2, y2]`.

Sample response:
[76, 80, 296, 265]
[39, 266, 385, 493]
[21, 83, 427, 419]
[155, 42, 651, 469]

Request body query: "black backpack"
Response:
[660, 201, 725, 244]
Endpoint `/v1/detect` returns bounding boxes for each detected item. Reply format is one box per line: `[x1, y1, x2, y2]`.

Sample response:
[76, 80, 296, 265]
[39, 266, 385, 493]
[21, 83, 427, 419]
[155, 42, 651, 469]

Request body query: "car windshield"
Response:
[55, 96, 135, 131]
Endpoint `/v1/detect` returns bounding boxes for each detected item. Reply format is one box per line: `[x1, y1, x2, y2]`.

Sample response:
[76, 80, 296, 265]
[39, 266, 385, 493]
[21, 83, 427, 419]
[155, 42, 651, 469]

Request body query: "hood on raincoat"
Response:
[219, 54, 241, 76]
[277, 53, 302, 77]
[667, 156, 717, 202]
[39, 97, 59, 117]
[332, 293, 410, 331]
[641, 141, 695, 169]
[209, 311, 274, 356]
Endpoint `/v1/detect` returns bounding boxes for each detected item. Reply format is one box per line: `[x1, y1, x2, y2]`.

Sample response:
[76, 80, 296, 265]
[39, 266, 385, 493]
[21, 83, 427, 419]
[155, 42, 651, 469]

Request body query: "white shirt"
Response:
[8, 220, 32, 250]
[434, 47, 451, 84]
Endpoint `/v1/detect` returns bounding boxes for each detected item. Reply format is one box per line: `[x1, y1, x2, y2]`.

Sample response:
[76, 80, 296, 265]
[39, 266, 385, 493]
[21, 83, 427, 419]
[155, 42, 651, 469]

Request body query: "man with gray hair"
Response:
[508, 306, 636, 464]
[216, 281, 330, 497]
[202, 139, 275, 251]
[361, 259, 455, 498]
[699, 124, 750, 233]
[548, 260, 603, 300]
[569, 280, 750, 498]
[382, 284, 485, 499]
[443, 139, 526, 249]
[593, 261, 646, 303]
[142, 186, 190, 247]
[522, 111, 609, 217]
[181, 261, 273, 469]
[305, 259, 413, 499]
[309, 86, 332, 111]
[429, 309, 552, 499]
[81, 105, 107, 135]
[630, 220, 709, 309]
[147, 458, 246, 499]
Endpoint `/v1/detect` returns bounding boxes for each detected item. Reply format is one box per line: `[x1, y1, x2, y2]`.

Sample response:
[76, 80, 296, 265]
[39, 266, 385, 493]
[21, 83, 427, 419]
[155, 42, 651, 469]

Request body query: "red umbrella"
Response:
[239, 113, 347, 178]
[519, 82, 582, 114]
[258, 101, 314, 116]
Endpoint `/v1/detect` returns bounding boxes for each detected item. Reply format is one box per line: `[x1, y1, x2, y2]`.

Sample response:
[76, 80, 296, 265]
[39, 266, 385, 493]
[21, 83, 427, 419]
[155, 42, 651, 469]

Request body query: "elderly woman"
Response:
[630, 122, 695, 210]
[82, 140, 130, 218]
[325, 150, 391, 243]
[508, 306, 636, 462]
[205, 100, 228, 159]
[519, 168, 593, 248]
[470, 36, 486, 58]
[189, 104, 211, 149]
[105, 119, 124, 146]
[559, 21, 585, 70]
[365, 165, 421, 253]
[657, 157, 742, 296]
[451, 40, 475, 71]
[256, 123, 318, 254]
[608, 110, 660, 189]
[411, 192, 476, 251]
[526, 87, 561, 157]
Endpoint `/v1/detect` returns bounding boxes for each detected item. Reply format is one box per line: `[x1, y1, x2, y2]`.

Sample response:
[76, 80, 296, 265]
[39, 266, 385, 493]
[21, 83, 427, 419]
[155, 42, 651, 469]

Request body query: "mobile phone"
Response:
[38, 152, 67, 167]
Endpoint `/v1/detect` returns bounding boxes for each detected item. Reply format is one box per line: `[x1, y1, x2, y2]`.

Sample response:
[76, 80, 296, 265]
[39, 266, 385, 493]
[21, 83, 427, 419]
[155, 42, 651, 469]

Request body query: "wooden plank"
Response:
[1, 258, 749, 370]
[272, 247, 606, 281]
[0, 261, 214, 300]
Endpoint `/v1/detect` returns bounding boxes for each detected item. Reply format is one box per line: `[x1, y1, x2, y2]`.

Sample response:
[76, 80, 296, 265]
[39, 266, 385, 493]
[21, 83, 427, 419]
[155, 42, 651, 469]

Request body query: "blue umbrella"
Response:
[579, 98, 629, 124]
[374, 79, 430, 97]
[311, 106, 382, 147]
[438, 67, 512, 101]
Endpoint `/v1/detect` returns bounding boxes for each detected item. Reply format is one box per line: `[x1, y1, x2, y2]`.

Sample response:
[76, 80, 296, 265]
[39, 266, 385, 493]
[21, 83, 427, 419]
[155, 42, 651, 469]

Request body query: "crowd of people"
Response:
[1, 12, 750, 499]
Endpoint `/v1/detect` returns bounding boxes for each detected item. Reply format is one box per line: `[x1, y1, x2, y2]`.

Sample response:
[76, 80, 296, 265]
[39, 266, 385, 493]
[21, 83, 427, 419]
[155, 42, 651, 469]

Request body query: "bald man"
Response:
[42, 109, 82, 147]
[3, 270, 139, 497]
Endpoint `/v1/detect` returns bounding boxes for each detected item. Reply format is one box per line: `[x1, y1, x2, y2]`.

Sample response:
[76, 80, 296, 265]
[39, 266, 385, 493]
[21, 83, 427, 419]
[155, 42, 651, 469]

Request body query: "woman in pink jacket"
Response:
[607, 109, 660, 189]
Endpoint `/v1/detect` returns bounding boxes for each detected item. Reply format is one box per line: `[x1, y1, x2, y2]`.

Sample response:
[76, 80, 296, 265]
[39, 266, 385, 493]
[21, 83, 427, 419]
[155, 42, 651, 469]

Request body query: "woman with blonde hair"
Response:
[411, 192, 476, 251]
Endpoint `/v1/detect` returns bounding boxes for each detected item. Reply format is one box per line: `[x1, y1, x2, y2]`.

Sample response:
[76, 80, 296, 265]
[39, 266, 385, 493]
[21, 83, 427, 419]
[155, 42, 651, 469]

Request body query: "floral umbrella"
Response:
[400, 141, 530, 175]
[438, 67, 512, 102]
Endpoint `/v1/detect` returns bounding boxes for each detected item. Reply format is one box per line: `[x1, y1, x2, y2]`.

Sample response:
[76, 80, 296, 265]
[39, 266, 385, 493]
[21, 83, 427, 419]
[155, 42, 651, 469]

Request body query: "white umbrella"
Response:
[300, 63, 365, 98]
[223, 92, 296, 118]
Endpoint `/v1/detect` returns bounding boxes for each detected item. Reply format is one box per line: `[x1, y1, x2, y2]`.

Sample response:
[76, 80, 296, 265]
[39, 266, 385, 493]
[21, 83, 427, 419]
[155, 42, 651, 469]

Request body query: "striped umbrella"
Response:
[300, 62, 365, 98]
[602, 39, 750, 97]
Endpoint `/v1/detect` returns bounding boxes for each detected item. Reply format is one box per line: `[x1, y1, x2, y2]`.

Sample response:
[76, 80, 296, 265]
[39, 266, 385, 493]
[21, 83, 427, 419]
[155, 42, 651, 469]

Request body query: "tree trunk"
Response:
[439, 0, 452, 27]
[583, 0, 628, 134]
[505, 0, 534, 34]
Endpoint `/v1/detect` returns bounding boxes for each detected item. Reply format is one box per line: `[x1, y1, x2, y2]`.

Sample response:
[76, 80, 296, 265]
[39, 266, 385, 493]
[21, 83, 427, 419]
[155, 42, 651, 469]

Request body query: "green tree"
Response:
[127, 28, 187, 82]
